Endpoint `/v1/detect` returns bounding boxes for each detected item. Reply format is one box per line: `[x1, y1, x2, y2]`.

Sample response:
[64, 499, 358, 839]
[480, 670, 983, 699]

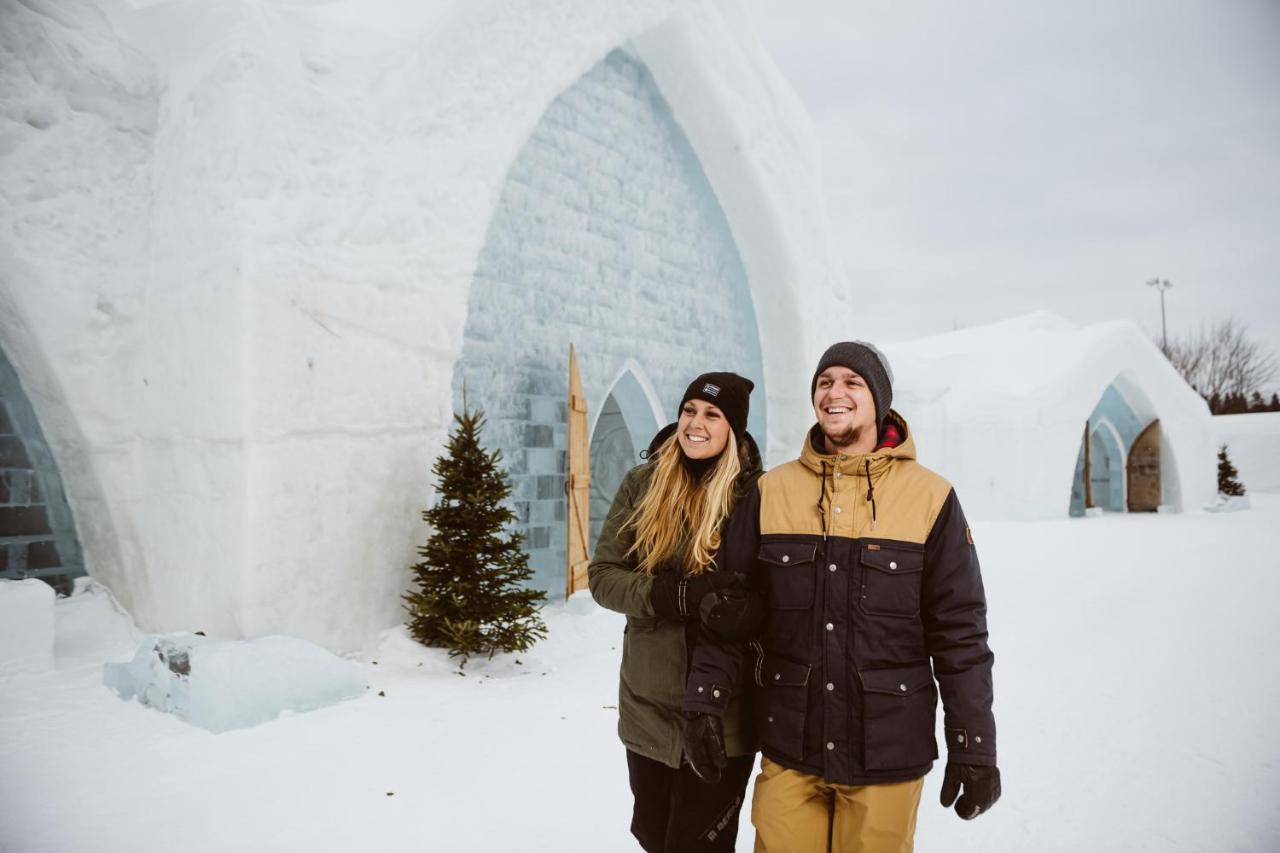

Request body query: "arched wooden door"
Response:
[1126, 420, 1161, 512]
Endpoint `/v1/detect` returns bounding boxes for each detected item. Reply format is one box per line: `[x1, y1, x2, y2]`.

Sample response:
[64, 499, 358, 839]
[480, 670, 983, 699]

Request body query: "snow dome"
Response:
[883, 313, 1217, 521]
[0, 0, 849, 651]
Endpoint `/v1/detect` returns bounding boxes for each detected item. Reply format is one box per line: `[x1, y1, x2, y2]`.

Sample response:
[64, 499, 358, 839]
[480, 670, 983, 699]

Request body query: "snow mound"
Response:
[1205, 494, 1251, 513]
[104, 633, 367, 733]
[0, 579, 55, 674]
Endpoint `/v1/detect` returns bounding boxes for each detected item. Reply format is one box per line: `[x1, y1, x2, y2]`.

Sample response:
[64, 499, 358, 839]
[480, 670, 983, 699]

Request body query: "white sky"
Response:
[750, 0, 1280, 387]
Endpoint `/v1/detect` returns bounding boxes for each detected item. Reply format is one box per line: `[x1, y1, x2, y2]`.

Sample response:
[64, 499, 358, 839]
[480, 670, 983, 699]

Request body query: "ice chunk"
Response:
[104, 633, 366, 732]
[0, 579, 56, 674]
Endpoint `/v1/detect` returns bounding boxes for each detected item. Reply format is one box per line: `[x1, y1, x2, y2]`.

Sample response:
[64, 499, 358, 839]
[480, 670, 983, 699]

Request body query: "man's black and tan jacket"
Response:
[588, 426, 763, 769]
[685, 412, 997, 785]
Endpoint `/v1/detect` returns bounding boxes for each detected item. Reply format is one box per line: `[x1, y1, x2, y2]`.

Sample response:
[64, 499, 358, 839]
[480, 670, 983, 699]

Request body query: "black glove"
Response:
[940, 763, 1001, 820]
[650, 568, 742, 622]
[699, 586, 763, 640]
[681, 712, 728, 784]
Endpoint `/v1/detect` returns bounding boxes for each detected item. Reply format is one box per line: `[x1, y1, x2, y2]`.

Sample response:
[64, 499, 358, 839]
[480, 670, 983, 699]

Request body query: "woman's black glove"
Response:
[650, 568, 742, 621]
[940, 763, 1001, 819]
[681, 712, 728, 784]
[699, 586, 764, 640]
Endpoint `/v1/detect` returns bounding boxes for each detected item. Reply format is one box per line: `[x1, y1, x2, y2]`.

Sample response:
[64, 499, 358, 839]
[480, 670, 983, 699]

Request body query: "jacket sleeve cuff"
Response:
[682, 680, 729, 716]
[944, 727, 997, 766]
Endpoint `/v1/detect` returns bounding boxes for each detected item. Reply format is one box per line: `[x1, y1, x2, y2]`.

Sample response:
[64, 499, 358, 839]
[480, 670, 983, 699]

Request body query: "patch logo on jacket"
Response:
[966, 527, 974, 545]
[702, 383, 721, 396]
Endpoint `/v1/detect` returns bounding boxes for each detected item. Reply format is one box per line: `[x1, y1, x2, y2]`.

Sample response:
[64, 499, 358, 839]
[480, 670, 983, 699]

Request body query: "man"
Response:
[683, 341, 1000, 852]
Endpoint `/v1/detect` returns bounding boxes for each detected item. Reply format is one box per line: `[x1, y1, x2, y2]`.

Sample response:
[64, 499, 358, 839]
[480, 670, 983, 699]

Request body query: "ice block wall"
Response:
[452, 49, 766, 593]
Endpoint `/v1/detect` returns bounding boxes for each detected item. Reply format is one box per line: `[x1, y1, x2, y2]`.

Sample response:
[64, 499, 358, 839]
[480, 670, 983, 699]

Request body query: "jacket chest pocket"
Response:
[858, 546, 924, 618]
[760, 542, 817, 609]
[759, 541, 817, 660]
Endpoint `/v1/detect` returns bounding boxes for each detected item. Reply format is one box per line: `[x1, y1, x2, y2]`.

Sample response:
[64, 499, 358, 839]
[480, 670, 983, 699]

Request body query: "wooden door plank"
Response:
[566, 344, 591, 598]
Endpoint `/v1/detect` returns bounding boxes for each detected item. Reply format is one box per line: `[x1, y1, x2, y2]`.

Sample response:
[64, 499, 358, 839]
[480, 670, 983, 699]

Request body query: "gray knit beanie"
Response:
[810, 341, 895, 432]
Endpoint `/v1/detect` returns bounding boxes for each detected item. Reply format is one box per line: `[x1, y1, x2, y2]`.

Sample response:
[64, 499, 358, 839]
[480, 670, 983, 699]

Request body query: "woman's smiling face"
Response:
[677, 398, 731, 460]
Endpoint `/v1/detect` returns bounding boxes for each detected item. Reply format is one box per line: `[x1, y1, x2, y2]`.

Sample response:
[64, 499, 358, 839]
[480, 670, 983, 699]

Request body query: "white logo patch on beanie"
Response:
[702, 383, 721, 396]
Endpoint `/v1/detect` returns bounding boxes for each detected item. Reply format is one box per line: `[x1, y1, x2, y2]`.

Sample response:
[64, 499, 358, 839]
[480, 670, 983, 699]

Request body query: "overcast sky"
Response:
[750, 0, 1280, 379]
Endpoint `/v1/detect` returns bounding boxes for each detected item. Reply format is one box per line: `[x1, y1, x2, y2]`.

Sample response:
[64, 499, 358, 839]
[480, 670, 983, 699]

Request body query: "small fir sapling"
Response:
[1217, 444, 1246, 497]
[404, 407, 547, 664]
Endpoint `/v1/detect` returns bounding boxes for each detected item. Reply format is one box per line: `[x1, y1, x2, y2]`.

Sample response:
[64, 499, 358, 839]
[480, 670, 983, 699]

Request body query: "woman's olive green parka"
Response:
[588, 425, 763, 769]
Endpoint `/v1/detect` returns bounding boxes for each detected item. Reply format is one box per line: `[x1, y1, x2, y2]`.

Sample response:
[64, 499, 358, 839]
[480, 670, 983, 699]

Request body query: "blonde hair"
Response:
[625, 431, 744, 576]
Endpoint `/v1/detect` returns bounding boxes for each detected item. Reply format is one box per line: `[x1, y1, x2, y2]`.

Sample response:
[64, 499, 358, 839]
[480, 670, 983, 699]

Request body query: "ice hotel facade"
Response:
[1, 0, 1221, 653]
[0, 0, 850, 651]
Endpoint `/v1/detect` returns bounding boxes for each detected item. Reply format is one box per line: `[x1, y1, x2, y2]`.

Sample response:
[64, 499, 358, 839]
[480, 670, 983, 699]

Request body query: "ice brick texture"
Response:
[1, 346, 84, 594]
[452, 49, 765, 594]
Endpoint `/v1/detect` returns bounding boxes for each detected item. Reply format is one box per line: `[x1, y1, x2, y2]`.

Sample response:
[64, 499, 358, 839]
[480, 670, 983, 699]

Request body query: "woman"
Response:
[589, 372, 762, 853]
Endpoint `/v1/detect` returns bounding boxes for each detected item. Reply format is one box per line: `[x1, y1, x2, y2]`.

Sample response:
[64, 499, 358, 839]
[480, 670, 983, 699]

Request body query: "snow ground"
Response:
[3, 498, 1279, 852]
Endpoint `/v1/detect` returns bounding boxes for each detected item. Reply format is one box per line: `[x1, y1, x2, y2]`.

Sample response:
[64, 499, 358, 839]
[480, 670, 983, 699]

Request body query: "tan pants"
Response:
[752, 757, 924, 853]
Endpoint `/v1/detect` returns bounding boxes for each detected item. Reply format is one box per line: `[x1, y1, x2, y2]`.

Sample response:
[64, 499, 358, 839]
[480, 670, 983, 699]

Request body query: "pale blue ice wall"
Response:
[452, 49, 765, 594]
[1, 344, 83, 593]
[1069, 384, 1147, 514]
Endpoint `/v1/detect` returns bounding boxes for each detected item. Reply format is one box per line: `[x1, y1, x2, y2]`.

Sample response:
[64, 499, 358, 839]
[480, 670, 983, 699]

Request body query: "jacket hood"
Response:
[799, 409, 915, 480]
[646, 422, 764, 492]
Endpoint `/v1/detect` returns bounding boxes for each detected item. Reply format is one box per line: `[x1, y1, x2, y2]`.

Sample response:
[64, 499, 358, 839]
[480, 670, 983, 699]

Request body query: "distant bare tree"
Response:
[1163, 319, 1277, 412]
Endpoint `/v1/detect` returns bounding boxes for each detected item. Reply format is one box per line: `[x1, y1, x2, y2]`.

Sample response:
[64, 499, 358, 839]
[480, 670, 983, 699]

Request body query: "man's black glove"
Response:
[940, 763, 1001, 820]
[699, 586, 763, 640]
[681, 712, 728, 784]
[650, 568, 742, 621]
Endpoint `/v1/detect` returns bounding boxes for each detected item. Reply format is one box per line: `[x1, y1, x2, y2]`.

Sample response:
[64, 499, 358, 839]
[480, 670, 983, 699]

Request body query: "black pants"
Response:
[626, 749, 755, 853]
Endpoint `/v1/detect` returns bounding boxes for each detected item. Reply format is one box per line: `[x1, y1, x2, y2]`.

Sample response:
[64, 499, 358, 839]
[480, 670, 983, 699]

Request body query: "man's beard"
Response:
[822, 423, 864, 450]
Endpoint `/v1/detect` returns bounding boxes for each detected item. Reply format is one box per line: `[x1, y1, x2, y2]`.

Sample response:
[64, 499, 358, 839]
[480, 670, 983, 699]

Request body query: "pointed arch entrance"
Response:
[588, 367, 662, 551]
[1070, 373, 1176, 516]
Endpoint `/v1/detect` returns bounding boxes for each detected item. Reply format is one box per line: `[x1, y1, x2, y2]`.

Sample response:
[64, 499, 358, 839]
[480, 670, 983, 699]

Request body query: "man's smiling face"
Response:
[813, 365, 876, 452]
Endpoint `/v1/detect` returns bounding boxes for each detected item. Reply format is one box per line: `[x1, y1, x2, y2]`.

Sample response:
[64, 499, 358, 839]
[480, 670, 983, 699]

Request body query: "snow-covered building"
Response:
[0, 0, 848, 650]
[884, 313, 1217, 521]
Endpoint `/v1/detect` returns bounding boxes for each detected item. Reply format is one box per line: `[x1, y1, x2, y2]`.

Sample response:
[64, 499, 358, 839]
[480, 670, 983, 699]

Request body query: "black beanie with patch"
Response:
[810, 341, 895, 432]
[679, 372, 754, 442]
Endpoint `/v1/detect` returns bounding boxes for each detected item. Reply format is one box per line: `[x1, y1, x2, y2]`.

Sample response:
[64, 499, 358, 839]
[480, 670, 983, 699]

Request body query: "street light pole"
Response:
[1147, 278, 1173, 354]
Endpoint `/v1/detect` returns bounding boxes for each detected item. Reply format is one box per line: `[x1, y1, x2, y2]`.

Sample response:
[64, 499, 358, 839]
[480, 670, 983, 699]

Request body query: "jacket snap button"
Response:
[774, 673, 781, 681]
[781, 555, 790, 563]
[889, 561, 897, 570]
[826, 742, 835, 750]
[825, 623, 834, 631]
[835, 472, 843, 479]
[828, 564, 837, 572]
[767, 716, 774, 723]
[826, 682, 834, 691]
[975, 736, 982, 743]
[697, 686, 704, 693]
[957, 734, 965, 743]
[834, 506, 842, 514]
[712, 689, 721, 698]
[898, 684, 907, 692]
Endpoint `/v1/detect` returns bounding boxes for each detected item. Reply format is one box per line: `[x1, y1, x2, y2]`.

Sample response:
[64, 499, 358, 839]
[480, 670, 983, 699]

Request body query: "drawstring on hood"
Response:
[816, 460, 829, 542]
[865, 458, 877, 529]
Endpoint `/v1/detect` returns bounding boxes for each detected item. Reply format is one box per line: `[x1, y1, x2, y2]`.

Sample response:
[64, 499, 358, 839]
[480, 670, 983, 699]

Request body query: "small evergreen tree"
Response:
[404, 407, 547, 664]
[1217, 444, 1246, 497]
[1270, 392, 1280, 412]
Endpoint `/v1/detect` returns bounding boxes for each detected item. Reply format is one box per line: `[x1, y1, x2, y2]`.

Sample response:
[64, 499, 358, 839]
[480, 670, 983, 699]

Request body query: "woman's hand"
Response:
[649, 567, 743, 621]
[681, 712, 728, 784]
